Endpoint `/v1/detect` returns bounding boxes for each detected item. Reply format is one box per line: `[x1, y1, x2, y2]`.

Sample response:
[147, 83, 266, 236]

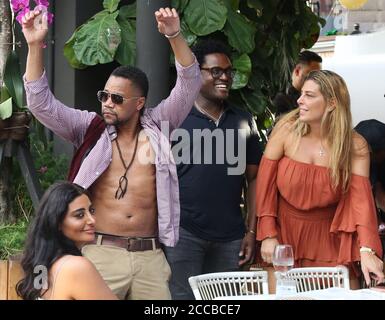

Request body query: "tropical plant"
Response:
[0, 51, 26, 121]
[0, 0, 54, 121]
[64, 0, 324, 141]
[0, 132, 69, 259]
[0, 0, 55, 224]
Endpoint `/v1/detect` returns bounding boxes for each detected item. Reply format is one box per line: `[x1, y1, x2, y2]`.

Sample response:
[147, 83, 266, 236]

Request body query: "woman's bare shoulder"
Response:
[270, 118, 295, 139]
[265, 118, 295, 160]
[50, 255, 95, 280]
[60, 255, 95, 273]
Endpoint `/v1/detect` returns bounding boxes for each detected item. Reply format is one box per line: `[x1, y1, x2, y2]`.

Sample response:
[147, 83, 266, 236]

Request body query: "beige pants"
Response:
[82, 244, 171, 300]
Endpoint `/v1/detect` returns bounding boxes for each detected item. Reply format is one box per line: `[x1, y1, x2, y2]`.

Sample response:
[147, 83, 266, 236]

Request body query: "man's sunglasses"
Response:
[97, 90, 141, 105]
[200, 67, 235, 79]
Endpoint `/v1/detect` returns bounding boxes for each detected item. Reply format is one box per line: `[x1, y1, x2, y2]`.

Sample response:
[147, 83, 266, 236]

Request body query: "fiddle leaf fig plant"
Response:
[65, 0, 136, 69]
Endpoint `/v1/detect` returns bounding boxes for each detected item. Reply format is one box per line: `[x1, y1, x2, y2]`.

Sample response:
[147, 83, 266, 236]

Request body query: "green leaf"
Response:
[64, 28, 88, 70]
[240, 89, 266, 115]
[181, 19, 197, 47]
[4, 51, 23, 110]
[231, 54, 251, 90]
[73, 11, 122, 66]
[264, 116, 273, 129]
[184, 0, 227, 36]
[232, 72, 249, 90]
[248, 70, 265, 91]
[115, 14, 136, 66]
[172, 0, 189, 13]
[118, 3, 136, 19]
[0, 86, 10, 103]
[103, 0, 121, 13]
[223, 6, 256, 53]
[0, 97, 13, 120]
[227, 0, 240, 11]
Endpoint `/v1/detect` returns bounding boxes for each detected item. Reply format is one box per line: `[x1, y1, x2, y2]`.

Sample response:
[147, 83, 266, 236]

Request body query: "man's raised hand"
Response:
[22, 9, 48, 47]
[154, 8, 180, 38]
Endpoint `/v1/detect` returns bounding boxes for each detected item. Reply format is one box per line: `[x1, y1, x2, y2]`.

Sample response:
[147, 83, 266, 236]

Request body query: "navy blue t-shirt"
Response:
[172, 104, 263, 242]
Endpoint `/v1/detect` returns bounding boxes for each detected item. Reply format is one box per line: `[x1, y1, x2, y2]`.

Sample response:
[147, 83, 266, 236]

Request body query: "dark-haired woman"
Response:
[17, 182, 117, 300]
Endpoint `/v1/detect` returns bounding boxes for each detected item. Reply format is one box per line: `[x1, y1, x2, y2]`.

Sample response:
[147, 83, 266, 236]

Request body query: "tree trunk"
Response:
[0, 0, 12, 79]
[0, 0, 14, 224]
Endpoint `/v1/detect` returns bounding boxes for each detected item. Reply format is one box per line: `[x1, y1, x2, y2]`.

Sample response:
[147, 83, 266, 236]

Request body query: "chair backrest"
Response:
[188, 271, 269, 300]
[286, 266, 350, 292]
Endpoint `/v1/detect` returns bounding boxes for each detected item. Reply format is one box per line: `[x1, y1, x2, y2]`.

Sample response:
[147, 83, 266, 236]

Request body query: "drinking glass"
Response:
[275, 274, 297, 298]
[273, 244, 296, 297]
[272, 244, 294, 276]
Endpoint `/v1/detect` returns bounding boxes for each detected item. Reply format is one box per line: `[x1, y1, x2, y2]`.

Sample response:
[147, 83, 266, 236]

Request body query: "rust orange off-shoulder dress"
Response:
[256, 156, 382, 276]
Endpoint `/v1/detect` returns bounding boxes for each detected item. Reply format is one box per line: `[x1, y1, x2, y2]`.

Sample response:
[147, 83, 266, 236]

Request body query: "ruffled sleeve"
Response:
[331, 174, 383, 263]
[256, 156, 280, 241]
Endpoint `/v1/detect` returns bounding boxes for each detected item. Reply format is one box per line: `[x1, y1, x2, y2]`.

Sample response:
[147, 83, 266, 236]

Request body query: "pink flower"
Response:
[15, 4, 54, 26]
[16, 7, 30, 24]
[46, 12, 54, 25]
[34, 0, 50, 6]
[34, 4, 54, 25]
[10, 0, 29, 12]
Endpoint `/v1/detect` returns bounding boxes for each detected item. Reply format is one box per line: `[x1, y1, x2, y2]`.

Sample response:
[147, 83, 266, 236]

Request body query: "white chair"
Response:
[188, 271, 269, 300]
[285, 266, 350, 292]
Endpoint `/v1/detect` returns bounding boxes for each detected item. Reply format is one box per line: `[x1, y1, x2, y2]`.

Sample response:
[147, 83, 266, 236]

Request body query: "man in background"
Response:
[273, 50, 322, 117]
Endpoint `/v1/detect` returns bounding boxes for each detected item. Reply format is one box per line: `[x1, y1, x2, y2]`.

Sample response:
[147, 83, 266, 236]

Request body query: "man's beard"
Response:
[103, 114, 132, 128]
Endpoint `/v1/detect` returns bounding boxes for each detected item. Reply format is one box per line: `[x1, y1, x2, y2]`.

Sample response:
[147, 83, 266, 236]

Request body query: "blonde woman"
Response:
[257, 70, 384, 288]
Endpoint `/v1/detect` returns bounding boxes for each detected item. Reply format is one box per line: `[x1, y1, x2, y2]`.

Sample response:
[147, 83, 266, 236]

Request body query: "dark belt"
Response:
[93, 233, 161, 252]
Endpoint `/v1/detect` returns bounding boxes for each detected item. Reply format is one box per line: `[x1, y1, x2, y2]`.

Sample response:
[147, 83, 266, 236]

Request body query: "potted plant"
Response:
[0, 0, 55, 142]
[0, 50, 32, 142]
[0, 0, 32, 142]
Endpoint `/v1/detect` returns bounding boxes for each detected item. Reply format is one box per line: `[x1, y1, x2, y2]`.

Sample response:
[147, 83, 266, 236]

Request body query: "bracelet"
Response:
[360, 246, 376, 255]
[165, 29, 181, 39]
[247, 229, 256, 235]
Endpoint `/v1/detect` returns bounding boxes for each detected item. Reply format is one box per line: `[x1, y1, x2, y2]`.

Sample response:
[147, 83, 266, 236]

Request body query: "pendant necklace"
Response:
[319, 142, 325, 157]
[114, 131, 140, 199]
[195, 101, 224, 126]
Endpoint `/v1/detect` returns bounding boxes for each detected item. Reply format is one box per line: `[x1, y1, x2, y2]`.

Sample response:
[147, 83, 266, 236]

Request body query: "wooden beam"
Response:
[0, 260, 8, 300]
[7, 260, 23, 300]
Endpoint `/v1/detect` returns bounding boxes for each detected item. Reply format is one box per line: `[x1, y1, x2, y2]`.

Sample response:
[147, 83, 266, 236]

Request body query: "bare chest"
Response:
[90, 131, 157, 200]
[106, 132, 155, 185]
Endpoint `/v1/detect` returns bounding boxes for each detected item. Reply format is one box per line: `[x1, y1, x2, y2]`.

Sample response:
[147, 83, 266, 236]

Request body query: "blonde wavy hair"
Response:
[279, 70, 353, 192]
